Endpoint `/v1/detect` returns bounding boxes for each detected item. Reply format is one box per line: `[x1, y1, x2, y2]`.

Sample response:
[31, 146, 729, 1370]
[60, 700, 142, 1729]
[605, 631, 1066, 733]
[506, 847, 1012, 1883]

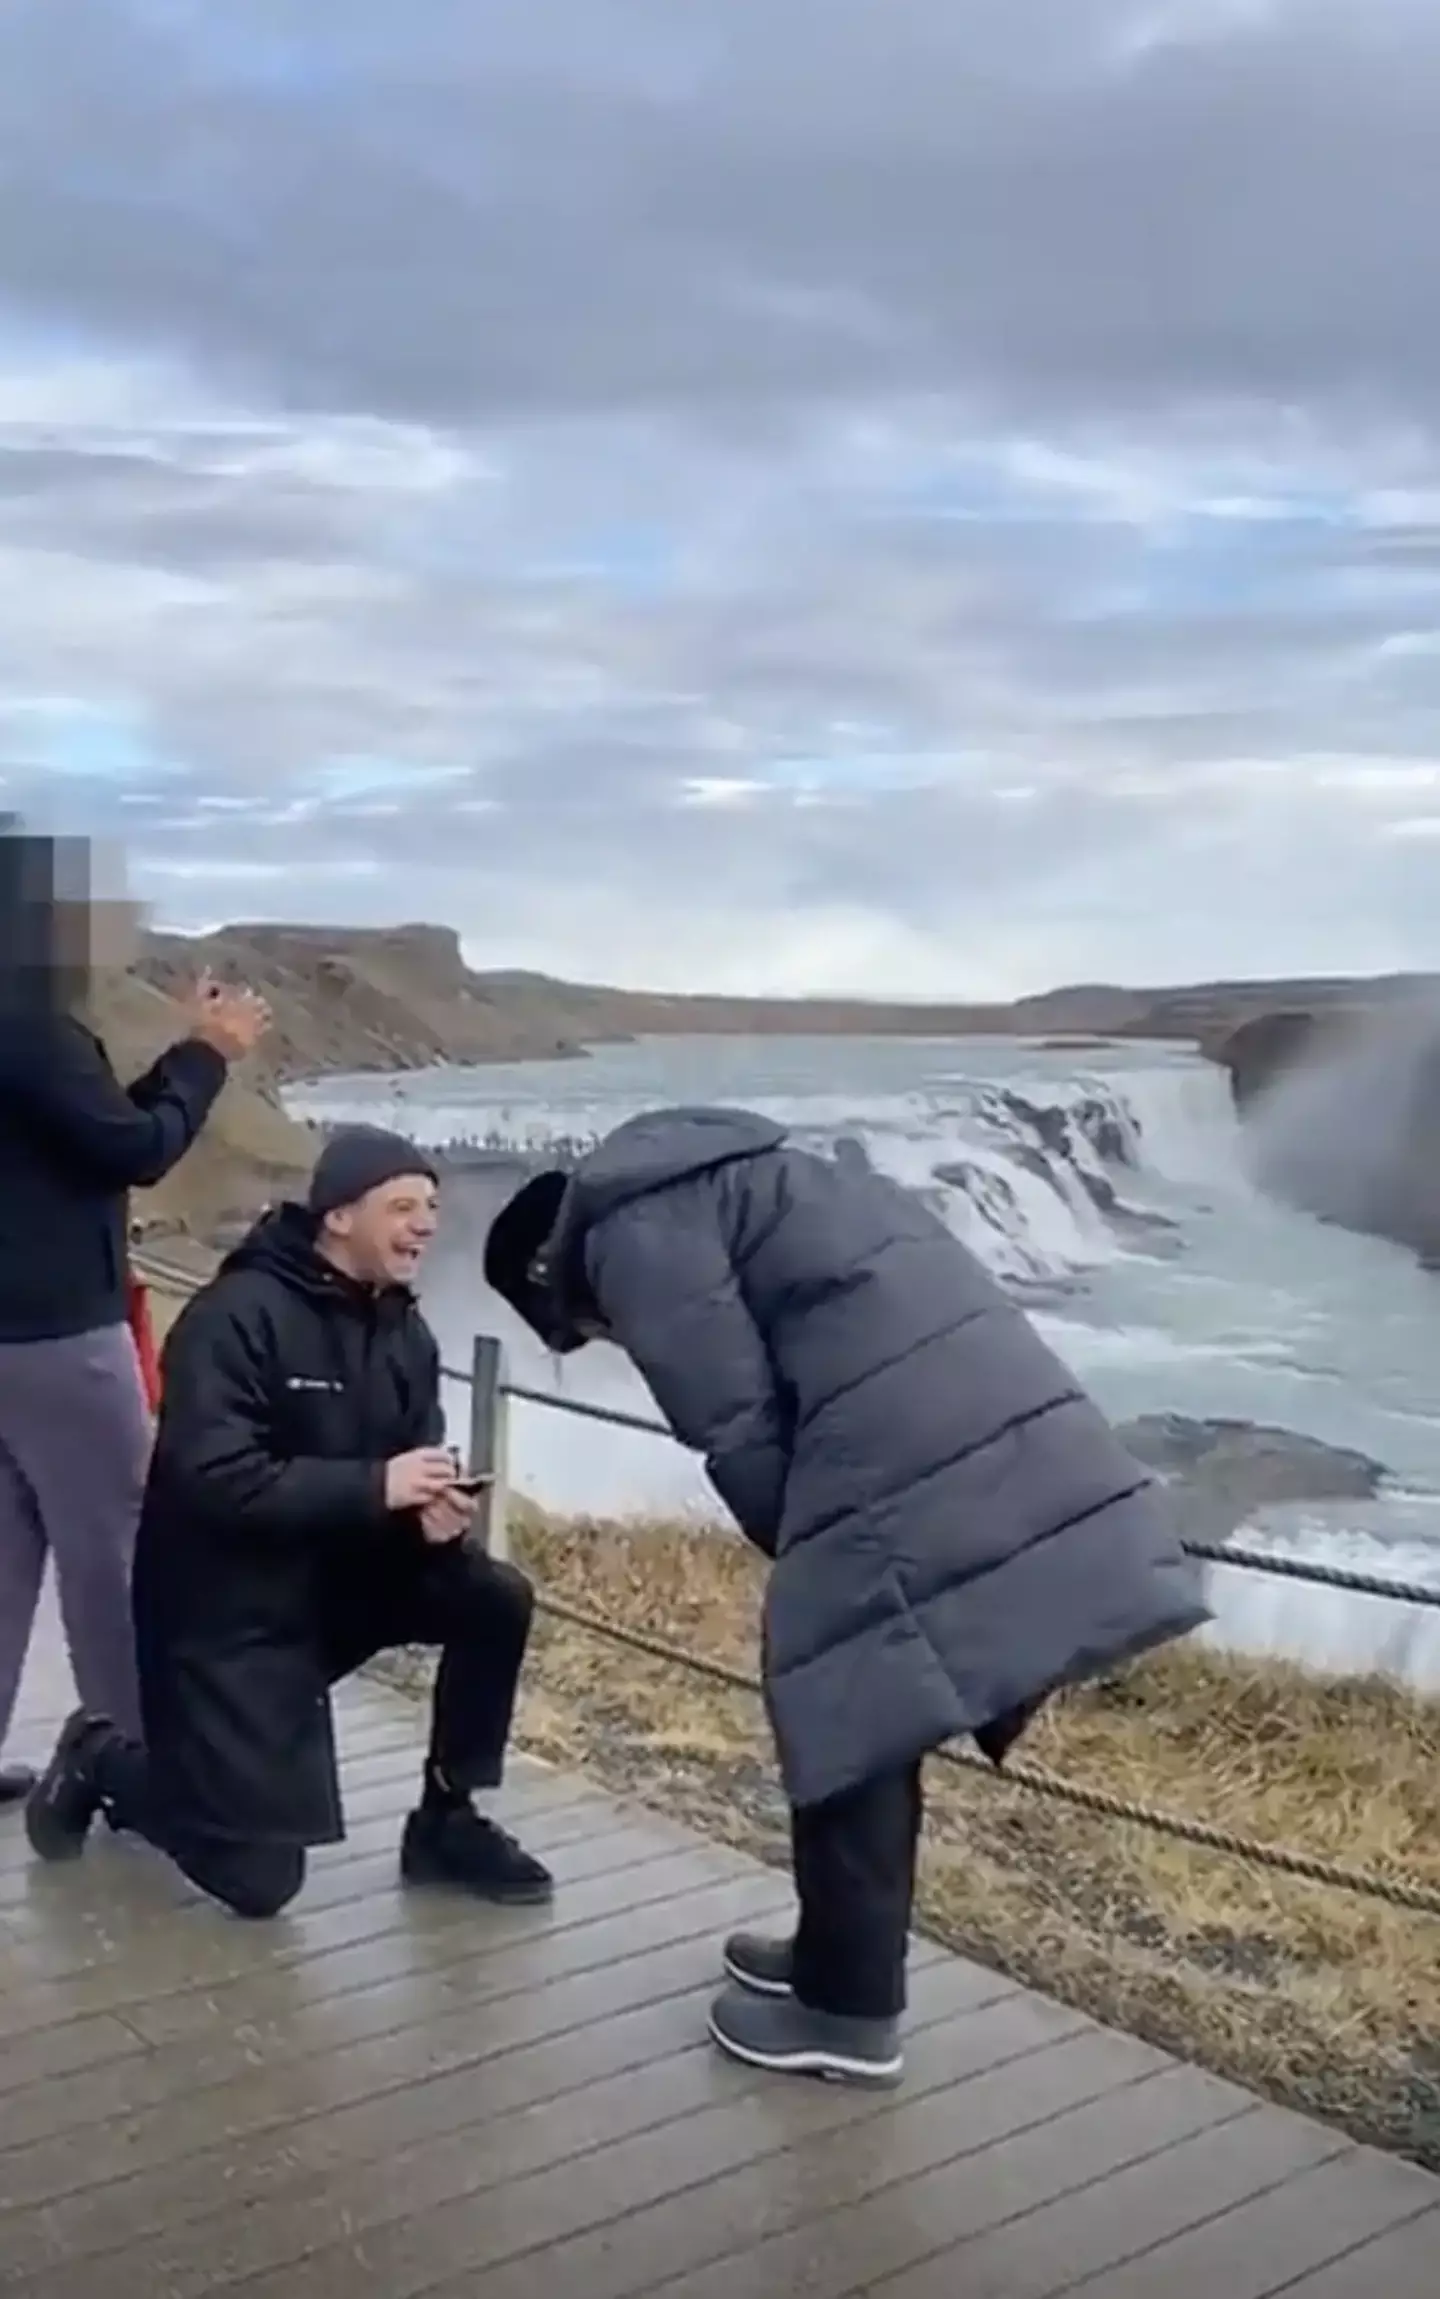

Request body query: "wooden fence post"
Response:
[467, 1333, 510, 1560]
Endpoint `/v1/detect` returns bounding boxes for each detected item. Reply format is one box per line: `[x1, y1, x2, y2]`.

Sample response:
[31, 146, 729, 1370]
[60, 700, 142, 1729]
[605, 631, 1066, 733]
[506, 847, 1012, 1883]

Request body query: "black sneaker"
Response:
[400, 1805, 554, 1906]
[708, 1982, 904, 2086]
[722, 1930, 795, 1997]
[0, 1761, 36, 1807]
[25, 1711, 113, 1862]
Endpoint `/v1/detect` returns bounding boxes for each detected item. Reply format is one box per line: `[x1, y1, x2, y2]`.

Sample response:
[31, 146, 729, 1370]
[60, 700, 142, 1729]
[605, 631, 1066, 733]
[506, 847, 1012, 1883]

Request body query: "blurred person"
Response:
[26, 1127, 553, 1918]
[483, 1107, 1209, 2085]
[0, 822, 268, 1801]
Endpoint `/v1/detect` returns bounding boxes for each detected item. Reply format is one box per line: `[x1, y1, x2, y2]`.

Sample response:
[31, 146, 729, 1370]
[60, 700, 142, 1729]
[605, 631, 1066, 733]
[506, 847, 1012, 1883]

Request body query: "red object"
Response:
[127, 1276, 162, 1412]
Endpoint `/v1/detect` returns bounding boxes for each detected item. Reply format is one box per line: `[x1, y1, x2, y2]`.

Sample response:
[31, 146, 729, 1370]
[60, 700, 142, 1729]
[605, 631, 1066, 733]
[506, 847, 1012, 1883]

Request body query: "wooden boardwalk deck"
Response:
[2, 1630, 1437, 2299]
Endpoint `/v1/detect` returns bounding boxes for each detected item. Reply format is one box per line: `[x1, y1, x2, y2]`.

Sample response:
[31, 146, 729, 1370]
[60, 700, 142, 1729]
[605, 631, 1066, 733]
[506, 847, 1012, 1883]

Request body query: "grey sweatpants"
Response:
[0, 1324, 149, 1746]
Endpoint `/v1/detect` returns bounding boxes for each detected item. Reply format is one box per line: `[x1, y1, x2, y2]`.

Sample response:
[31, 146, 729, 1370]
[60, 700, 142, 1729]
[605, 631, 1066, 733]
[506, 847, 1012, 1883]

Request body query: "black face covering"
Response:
[483, 1171, 574, 1343]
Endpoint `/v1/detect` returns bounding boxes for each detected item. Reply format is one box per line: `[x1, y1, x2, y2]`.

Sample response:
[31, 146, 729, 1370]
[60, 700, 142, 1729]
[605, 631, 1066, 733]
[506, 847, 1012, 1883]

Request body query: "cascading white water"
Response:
[294, 1065, 1157, 1294]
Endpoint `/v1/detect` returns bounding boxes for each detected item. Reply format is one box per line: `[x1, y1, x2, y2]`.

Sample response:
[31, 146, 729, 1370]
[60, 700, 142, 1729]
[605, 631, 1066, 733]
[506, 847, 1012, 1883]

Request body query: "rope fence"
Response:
[491, 1372, 1440, 1610]
[534, 1588, 1440, 1918]
[133, 1246, 1440, 1918]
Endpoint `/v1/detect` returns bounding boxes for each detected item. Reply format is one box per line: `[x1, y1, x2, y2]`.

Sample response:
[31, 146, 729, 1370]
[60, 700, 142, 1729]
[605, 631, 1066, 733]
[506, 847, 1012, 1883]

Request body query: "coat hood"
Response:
[560, 1107, 785, 1231]
[549, 1106, 784, 1335]
[486, 1107, 785, 1348]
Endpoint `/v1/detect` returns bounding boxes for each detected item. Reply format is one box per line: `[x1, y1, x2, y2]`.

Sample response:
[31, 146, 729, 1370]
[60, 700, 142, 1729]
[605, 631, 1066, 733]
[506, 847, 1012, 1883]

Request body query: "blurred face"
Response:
[51, 897, 143, 983]
[85, 895, 143, 972]
[321, 1174, 440, 1287]
[6, 831, 143, 1006]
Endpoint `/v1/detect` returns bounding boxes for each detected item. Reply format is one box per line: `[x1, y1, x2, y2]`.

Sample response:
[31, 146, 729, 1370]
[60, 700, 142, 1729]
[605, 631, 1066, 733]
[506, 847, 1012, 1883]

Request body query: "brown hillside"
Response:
[139, 925, 608, 1079]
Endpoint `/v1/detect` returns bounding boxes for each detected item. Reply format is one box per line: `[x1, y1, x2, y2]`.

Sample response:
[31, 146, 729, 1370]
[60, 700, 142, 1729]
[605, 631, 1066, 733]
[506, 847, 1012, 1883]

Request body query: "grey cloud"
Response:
[3, 399, 1440, 821]
[1, 1, 1439, 431]
[7, 3, 1440, 989]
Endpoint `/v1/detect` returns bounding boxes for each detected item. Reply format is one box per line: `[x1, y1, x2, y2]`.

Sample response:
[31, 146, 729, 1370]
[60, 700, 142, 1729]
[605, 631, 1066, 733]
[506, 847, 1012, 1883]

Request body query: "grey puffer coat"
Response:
[540, 1107, 1209, 1809]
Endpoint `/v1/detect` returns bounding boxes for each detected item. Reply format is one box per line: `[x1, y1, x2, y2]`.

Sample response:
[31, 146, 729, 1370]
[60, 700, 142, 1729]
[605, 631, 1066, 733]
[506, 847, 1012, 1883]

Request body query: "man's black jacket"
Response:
[132, 1202, 447, 1844]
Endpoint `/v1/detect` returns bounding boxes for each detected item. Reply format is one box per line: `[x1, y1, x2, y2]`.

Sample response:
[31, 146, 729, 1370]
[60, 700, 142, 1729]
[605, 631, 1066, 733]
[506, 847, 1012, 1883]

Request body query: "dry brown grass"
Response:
[498, 1508, 1440, 2166]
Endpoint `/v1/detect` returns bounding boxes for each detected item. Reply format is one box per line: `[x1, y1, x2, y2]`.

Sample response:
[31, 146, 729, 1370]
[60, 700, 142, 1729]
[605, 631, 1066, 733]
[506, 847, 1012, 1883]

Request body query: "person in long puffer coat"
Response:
[484, 1106, 1209, 2086]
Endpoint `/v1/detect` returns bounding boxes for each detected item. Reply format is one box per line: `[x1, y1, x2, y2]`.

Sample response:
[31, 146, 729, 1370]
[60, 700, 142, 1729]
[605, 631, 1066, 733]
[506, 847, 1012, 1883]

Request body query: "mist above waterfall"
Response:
[1242, 999, 1440, 1264]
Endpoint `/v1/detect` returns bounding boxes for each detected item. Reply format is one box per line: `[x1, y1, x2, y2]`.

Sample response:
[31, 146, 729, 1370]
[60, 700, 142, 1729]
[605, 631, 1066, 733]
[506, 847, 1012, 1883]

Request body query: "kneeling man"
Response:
[28, 1126, 552, 1918]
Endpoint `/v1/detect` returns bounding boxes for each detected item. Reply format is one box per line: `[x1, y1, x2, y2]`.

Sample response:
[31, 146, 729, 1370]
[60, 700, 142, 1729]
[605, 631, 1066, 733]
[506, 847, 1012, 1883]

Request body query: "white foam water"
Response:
[295, 1056, 1165, 1295]
[291, 1032, 1440, 1688]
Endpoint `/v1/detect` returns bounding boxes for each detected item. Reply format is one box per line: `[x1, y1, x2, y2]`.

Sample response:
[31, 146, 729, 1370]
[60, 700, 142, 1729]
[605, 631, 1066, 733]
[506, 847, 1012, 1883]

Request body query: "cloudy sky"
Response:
[3, 0, 1440, 997]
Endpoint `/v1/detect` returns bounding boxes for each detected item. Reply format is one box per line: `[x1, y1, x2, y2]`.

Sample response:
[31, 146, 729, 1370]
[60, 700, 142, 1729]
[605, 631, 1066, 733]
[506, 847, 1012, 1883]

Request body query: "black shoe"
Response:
[708, 1983, 904, 2086]
[0, 1762, 37, 1807]
[400, 1805, 554, 1906]
[722, 1930, 795, 1997]
[25, 1711, 114, 1862]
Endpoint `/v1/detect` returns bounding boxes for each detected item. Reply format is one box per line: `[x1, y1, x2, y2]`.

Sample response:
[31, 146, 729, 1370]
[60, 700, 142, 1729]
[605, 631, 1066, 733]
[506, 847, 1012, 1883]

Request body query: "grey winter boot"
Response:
[707, 1981, 904, 2085]
[722, 1929, 794, 1996]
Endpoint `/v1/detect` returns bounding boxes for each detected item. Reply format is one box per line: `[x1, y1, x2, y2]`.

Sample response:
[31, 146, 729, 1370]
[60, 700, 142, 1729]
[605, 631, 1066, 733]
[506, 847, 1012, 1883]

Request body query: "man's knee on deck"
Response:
[173, 1836, 307, 1920]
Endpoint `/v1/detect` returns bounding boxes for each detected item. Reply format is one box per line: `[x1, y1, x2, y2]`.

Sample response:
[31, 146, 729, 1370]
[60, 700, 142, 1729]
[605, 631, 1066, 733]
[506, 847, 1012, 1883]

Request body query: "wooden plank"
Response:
[0, 1802, 652, 2090]
[11, 1952, 1013, 2299]
[0, 1893, 791, 2282]
[0, 1821, 737, 2040]
[64, 1958, 1050, 2299]
[0, 1817, 760, 2102]
[627, 2062, 1256, 2299]
[0, 2009, 150, 2099]
[864, 2105, 1353, 2297]
[0, 1884, 800, 2209]
[1263, 2206, 1440, 2298]
[15, 1933, 943, 2285]
[0, 1794, 731, 1999]
[417, 2023, 1208, 2299]
[1061, 2150, 1440, 2296]
[2, 1870, 784, 2153]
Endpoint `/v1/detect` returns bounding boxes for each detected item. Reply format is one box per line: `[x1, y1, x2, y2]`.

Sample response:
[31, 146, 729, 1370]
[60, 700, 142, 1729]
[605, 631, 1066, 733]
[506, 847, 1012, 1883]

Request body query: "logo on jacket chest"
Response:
[285, 1375, 345, 1394]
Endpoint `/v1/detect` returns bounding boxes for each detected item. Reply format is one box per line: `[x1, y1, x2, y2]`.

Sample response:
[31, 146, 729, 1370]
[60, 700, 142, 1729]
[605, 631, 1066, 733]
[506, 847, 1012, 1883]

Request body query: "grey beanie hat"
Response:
[308, 1125, 439, 1217]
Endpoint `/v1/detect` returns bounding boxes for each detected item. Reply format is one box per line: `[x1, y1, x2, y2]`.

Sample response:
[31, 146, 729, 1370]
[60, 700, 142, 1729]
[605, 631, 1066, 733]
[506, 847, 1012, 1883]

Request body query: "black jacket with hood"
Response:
[508, 1106, 1209, 1811]
[132, 1203, 445, 1845]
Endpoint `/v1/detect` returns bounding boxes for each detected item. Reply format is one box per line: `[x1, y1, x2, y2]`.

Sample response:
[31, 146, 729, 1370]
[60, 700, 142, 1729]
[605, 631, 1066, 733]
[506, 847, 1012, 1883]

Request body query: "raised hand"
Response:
[187, 976, 271, 1060]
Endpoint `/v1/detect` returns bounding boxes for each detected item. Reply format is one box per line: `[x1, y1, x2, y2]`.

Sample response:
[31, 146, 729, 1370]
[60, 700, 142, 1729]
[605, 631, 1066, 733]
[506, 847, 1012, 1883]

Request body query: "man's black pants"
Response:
[101, 1546, 534, 1920]
[790, 1761, 924, 2022]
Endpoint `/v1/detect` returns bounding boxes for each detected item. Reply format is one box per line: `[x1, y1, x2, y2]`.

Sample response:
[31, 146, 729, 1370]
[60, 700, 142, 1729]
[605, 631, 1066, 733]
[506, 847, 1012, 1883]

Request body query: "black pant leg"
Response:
[789, 1763, 924, 2022]
[426, 1548, 535, 1790]
[323, 1539, 536, 1795]
[94, 1735, 306, 1918]
[170, 1837, 307, 1921]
